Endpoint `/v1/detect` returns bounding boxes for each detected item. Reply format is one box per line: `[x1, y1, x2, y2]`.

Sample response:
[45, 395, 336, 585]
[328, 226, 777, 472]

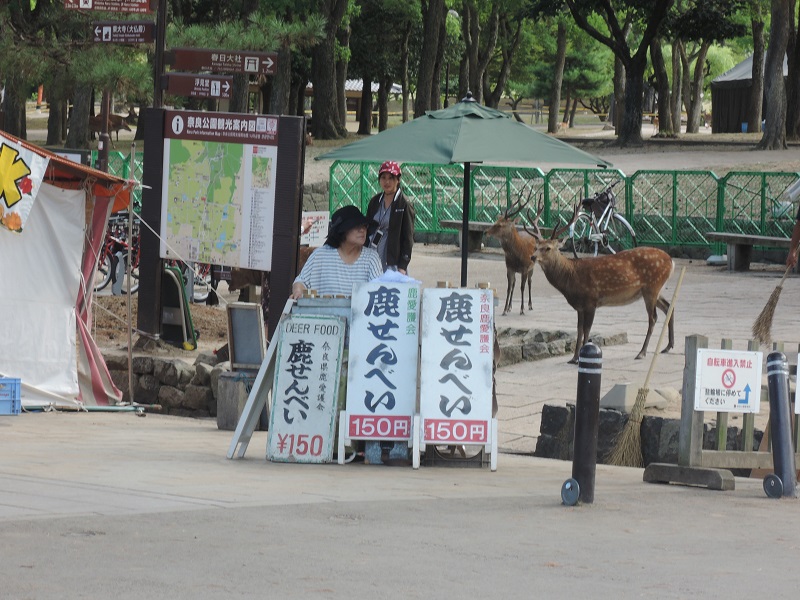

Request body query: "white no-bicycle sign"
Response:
[694, 348, 762, 413]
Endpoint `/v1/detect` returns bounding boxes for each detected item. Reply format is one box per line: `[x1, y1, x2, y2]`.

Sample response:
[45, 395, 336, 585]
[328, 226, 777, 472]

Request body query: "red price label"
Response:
[424, 419, 488, 444]
[348, 415, 411, 439]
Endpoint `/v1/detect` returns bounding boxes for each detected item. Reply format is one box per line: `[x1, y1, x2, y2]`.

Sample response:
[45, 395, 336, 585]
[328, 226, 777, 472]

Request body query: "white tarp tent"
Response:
[0, 131, 133, 409]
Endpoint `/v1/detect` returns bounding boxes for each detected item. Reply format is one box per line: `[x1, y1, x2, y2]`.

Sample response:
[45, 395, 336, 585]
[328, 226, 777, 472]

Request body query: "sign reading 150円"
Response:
[694, 348, 762, 413]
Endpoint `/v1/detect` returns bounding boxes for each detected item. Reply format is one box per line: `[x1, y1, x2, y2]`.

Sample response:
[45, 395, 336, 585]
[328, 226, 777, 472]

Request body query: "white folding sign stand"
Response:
[337, 281, 421, 464]
[414, 288, 497, 471]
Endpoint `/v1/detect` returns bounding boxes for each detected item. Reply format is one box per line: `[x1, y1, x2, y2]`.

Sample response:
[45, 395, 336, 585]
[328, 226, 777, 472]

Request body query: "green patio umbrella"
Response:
[317, 94, 611, 286]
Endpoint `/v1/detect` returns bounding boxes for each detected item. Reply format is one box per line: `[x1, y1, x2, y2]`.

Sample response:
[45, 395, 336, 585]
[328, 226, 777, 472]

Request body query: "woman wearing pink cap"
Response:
[365, 160, 415, 274]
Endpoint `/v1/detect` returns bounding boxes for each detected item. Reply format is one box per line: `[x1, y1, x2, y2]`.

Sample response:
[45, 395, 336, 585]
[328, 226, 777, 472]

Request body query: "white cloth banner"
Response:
[0, 133, 50, 232]
[0, 183, 84, 403]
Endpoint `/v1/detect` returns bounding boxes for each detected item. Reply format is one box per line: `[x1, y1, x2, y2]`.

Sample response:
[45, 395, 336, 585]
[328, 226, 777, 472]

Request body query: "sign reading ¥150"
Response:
[159, 110, 279, 271]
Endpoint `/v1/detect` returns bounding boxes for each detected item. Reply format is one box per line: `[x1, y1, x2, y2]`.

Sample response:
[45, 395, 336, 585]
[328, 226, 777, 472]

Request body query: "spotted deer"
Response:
[485, 195, 537, 316]
[525, 206, 674, 363]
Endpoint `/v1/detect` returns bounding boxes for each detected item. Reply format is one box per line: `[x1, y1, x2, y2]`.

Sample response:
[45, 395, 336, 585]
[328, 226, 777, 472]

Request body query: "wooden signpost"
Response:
[65, 0, 156, 12]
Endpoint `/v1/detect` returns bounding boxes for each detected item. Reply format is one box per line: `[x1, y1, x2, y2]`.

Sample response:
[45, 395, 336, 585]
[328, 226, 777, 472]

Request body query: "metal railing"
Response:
[329, 160, 800, 252]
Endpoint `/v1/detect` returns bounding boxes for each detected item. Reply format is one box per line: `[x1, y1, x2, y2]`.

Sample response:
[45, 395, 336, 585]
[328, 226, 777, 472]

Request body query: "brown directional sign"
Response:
[65, 0, 156, 13]
[166, 47, 277, 76]
[162, 73, 233, 100]
[92, 21, 155, 43]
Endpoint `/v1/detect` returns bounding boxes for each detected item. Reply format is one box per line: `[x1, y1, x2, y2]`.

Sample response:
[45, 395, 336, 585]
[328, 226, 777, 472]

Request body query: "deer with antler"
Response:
[525, 204, 675, 363]
[486, 193, 538, 316]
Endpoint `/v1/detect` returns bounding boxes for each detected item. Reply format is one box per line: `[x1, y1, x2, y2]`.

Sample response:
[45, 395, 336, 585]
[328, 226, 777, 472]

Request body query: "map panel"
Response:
[160, 138, 277, 270]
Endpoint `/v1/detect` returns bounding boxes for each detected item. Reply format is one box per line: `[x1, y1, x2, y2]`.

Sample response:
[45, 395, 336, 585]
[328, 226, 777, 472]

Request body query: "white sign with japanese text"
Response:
[345, 282, 421, 441]
[267, 314, 346, 463]
[694, 348, 763, 413]
[301, 211, 329, 248]
[419, 288, 494, 444]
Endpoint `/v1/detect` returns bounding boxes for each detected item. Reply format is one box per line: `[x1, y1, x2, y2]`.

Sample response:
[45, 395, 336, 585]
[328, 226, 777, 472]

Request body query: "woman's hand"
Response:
[291, 283, 307, 300]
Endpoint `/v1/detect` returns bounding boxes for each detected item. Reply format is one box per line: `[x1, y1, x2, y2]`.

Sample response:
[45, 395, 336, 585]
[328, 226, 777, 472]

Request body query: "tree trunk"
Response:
[670, 40, 683, 133]
[46, 96, 65, 146]
[748, 13, 766, 133]
[650, 38, 673, 136]
[617, 54, 647, 146]
[378, 77, 391, 130]
[613, 56, 626, 132]
[336, 25, 350, 127]
[548, 21, 567, 134]
[785, 2, 799, 139]
[685, 41, 711, 133]
[357, 78, 372, 135]
[270, 45, 293, 116]
[462, 0, 478, 100]
[229, 73, 250, 114]
[1, 74, 26, 138]
[471, 4, 499, 104]
[66, 86, 91, 149]
[415, 0, 446, 117]
[484, 18, 522, 109]
[311, 0, 348, 139]
[401, 22, 411, 122]
[758, 0, 791, 150]
[430, 14, 447, 110]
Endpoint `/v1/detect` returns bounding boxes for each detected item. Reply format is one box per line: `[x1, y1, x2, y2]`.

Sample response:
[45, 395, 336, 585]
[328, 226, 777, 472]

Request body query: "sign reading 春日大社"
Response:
[159, 110, 279, 271]
[344, 281, 421, 444]
[267, 314, 346, 463]
[694, 348, 763, 413]
[419, 288, 494, 444]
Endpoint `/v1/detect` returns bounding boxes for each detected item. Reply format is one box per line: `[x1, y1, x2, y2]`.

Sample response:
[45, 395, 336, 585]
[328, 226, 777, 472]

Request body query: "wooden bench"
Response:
[440, 220, 551, 253]
[706, 232, 792, 271]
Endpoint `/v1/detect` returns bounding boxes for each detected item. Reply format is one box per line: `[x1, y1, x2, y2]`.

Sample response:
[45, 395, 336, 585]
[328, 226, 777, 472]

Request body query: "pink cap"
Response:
[378, 160, 402, 177]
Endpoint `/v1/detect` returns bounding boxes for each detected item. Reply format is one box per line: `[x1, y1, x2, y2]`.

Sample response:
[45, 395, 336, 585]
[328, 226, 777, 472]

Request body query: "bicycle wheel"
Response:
[601, 213, 637, 254]
[569, 213, 597, 258]
[93, 254, 113, 292]
[190, 263, 212, 303]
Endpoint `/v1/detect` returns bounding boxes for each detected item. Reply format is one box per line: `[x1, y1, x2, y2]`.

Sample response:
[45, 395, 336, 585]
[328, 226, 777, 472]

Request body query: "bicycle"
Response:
[165, 259, 213, 303]
[568, 180, 637, 258]
[93, 212, 141, 293]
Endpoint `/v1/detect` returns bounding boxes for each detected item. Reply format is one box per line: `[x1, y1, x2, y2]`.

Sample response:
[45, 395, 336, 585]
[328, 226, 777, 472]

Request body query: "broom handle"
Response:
[641, 266, 687, 391]
[781, 242, 800, 285]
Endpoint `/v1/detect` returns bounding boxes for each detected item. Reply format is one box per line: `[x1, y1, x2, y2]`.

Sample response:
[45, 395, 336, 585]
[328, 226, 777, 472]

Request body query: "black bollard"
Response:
[564, 343, 602, 505]
[765, 352, 797, 498]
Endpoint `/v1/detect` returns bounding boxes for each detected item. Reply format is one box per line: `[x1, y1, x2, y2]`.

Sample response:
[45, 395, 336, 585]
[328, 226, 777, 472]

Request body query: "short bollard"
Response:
[562, 343, 602, 506]
[764, 352, 797, 499]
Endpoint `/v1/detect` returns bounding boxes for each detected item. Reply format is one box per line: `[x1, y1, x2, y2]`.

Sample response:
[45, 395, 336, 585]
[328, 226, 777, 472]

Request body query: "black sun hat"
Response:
[326, 205, 370, 244]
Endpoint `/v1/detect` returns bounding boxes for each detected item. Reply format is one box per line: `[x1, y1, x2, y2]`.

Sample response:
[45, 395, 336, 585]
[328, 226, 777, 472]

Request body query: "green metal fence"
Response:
[91, 150, 144, 212]
[329, 160, 800, 252]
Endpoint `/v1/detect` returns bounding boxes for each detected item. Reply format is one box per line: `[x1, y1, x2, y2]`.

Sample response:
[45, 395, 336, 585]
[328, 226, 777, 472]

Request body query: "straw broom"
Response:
[752, 246, 799, 346]
[607, 266, 687, 467]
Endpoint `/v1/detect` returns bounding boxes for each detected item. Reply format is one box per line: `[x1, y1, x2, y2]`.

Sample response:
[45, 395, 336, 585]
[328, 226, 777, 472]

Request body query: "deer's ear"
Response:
[556, 238, 567, 250]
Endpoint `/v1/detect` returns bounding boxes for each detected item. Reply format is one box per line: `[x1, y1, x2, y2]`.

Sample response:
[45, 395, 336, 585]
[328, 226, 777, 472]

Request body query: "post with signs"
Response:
[415, 287, 497, 470]
[267, 314, 346, 463]
[339, 281, 421, 465]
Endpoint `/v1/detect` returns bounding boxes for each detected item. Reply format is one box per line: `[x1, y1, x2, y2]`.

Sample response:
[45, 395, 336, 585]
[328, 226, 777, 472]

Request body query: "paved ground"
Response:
[6, 115, 800, 598]
[2, 245, 799, 599]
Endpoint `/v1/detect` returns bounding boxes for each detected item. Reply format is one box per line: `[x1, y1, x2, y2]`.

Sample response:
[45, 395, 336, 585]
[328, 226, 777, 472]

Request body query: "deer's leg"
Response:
[503, 270, 515, 315]
[656, 295, 674, 353]
[519, 270, 526, 315]
[637, 298, 659, 359]
[526, 269, 533, 310]
[570, 309, 593, 364]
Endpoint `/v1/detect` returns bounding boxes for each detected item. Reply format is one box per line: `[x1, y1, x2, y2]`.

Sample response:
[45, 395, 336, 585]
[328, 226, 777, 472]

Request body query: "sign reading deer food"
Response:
[694, 348, 763, 413]
[159, 109, 279, 270]
[345, 282, 421, 443]
[267, 314, 346, 463]
[419, 288, 494, 444]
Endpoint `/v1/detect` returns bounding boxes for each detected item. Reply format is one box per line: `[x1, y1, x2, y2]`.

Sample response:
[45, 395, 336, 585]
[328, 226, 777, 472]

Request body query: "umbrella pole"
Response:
[460, 162, 471, 287]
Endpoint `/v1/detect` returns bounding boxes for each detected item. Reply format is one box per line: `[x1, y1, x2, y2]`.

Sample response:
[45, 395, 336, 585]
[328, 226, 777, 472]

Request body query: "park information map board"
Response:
[159, 109, 279, 271]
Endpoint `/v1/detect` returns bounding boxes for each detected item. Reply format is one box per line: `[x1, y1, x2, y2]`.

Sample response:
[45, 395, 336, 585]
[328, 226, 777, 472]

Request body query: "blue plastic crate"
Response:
[0, 378, 21, 415]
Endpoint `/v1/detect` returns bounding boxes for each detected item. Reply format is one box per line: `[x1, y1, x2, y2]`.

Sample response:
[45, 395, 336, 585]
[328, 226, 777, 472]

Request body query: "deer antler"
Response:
[549, 202, 581, 239]
[522, 195, 546, 240]
[505, 189, 533, 219]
